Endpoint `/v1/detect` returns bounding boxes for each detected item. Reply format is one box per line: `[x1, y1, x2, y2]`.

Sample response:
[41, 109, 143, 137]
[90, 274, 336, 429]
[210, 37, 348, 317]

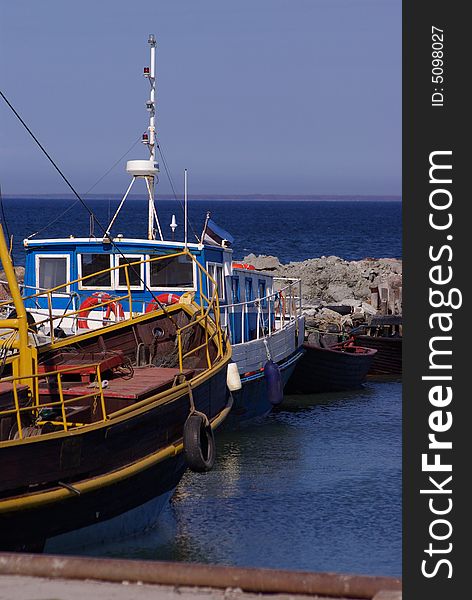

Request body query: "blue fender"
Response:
[264, 359, 284, 406]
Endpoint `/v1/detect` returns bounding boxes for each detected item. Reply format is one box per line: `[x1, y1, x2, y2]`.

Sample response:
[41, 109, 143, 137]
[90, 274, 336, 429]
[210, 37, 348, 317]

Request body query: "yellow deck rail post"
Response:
[11, 383, 23, 440]
[56, 372, 68, 432]
[47, 292, 54, 344]
[177, 331, 183, 373]
[198, 269, 204, 316]
[0, 225, 35, 387]
[95, 365, 107, 421]
[124, 266, 133, 316]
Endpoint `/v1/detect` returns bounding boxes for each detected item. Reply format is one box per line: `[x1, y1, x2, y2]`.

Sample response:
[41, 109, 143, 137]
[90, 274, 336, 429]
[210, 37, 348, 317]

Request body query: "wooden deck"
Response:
[42, 367, 195, 400]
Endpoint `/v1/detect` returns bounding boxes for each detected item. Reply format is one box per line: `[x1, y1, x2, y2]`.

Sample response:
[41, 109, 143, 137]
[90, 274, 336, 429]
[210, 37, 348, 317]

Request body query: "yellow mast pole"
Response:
[0, 224, 34, 381]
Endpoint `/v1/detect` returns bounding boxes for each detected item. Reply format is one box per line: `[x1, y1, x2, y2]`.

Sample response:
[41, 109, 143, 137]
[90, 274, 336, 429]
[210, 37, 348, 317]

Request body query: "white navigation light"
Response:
[170, 214, 178, 233]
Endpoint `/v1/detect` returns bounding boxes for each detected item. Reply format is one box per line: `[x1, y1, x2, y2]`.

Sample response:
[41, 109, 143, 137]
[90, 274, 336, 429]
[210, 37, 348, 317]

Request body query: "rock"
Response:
[307, 331, 321, 346]
[325, 283, 352, 303]
[237, 253, 402, 313]
[321, 333, 340, 347]
[334, 298, 362, 308]
[361, 302, 378, 316]
[242, 254, 281, 271]
[0, 267, 25, 301]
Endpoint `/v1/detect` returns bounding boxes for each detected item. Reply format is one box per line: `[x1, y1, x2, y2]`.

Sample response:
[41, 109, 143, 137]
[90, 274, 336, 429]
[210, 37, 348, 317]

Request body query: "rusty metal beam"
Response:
[0, 553, 401, 599]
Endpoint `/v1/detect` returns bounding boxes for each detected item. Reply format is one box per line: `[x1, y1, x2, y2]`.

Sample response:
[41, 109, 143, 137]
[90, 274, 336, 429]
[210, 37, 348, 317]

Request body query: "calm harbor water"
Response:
[75, 382, 402, 577]
[1, 198, 402, 575]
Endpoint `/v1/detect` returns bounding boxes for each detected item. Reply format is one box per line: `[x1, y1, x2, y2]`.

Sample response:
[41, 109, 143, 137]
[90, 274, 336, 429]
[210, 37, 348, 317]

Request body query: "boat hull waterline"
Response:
[353, 335, 402, 377]
[228, 350, 303, 423]
[286, 343, 377, 394]
[0, 368, 231, 551]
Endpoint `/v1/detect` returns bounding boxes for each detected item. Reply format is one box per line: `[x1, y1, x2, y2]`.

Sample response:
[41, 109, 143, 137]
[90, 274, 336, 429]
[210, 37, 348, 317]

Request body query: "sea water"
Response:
[76, 383, 402, 577]
[2, 197, 401, 265]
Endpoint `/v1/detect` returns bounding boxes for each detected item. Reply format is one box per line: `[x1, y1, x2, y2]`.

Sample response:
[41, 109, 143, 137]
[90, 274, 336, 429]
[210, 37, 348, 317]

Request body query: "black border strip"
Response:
[403, 2, 466, 597]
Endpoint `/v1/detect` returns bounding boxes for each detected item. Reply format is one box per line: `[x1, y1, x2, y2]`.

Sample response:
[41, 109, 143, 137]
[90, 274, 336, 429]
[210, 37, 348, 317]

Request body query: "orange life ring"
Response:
[104, 300, 125, 323]
[78, 292, 124, 329]
[232, 262, 255, 271]
[145, 293, 181, 313]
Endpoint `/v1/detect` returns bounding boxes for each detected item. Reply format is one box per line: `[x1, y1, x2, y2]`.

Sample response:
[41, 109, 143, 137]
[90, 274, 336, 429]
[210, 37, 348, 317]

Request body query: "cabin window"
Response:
[258, 280, 267, 307]
[115, 255, 144, 289]
[36, 256, 69, 292]
[79, 254, 112, 288]
[207, 263, 224, 300]
[149, 254, 194, 289]
[245, 277, 253, 302]
[231, 276, 240, 304]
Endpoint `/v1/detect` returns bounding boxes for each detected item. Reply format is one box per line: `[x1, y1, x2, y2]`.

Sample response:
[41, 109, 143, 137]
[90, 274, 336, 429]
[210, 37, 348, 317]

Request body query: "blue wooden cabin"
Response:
[22, 237, 276, 344]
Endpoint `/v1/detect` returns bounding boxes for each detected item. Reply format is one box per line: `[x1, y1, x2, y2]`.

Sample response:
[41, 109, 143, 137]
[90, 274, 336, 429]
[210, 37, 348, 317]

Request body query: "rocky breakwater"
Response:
[0, 266, 25, 302]
[242, 254, 402, 342]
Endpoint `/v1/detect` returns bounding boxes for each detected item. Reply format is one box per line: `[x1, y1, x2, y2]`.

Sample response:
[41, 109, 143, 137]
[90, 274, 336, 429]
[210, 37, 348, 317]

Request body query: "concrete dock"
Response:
[0, 553, 401, 600]
[0, 575, 401, 600]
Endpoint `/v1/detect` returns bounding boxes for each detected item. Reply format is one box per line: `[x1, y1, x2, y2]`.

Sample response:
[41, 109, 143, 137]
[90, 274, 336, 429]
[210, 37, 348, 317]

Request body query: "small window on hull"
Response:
[81, 254, 112, 287]
[258, 280, 267, 307]
[117, 256, 142, 287]
[231, 276, 240, 303]
[150, 255, 194, 288]
[207, 263, 224, 300]
[38, 257, 68, 291]
[245, 277, 253, 302]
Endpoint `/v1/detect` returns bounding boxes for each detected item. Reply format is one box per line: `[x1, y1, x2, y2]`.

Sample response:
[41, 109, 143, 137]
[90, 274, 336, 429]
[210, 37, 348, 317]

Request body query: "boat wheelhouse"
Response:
[22, 237, 227, 332]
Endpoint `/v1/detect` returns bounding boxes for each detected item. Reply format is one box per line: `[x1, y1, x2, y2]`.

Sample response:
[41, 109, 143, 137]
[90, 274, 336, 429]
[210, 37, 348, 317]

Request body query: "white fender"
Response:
[226, 362, 242, 391]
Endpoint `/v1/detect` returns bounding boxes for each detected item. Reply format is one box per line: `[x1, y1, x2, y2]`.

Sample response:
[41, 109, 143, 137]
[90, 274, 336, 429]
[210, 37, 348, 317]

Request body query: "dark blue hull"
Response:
[226, 350, 303, 425]
[285, 343, 376, 394]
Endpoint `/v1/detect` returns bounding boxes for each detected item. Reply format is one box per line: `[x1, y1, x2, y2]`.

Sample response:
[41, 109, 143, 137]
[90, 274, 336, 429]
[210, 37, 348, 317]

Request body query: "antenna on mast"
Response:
[105, 34, 163, 241]
[184, 169, 188, 248]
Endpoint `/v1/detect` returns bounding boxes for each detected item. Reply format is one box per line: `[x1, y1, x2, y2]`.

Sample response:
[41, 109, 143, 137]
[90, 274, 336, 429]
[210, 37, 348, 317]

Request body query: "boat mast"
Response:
[184, 169, 188, 248]
[145, 33, 160, 240]
[106, 34, 163, 241]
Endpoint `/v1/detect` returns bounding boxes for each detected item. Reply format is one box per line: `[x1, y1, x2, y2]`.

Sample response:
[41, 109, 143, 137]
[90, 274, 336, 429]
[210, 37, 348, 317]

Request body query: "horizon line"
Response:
[3, 193, 402, 201]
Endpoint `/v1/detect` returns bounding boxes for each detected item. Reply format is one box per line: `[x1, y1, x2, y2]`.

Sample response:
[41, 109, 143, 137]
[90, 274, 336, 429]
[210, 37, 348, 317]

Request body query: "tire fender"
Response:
[183, 413, 216, 472]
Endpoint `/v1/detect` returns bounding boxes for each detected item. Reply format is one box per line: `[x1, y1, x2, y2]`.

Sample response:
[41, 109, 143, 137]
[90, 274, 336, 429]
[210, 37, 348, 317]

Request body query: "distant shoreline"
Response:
[3, 194, 402, 202]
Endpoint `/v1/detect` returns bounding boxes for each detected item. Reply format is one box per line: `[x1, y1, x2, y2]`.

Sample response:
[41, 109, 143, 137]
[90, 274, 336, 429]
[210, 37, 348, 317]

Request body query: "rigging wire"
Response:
[0, 182, 15, 267]
[0, 89, 108, 234]
[0, 183, 11, 246]
[156, 141, 200, 242]
[0, 89, 176, 320]
[27, 136, 142, 239]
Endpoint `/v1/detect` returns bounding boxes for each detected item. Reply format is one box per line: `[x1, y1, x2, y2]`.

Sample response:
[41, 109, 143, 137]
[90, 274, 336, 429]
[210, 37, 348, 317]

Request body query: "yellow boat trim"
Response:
[0, 395, 232, 514]
[0, 341, 231, 448]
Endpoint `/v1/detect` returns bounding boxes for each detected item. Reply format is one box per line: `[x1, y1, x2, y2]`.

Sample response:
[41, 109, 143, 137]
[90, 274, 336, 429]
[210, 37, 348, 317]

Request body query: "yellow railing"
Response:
[0, 250, 226, 430]
[1, 249, 224, 359]
[0, 363, 107, 439]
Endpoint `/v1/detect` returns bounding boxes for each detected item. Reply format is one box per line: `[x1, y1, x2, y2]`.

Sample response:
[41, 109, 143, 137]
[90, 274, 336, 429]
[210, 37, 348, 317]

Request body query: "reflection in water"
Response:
[89, 383, 401, 577]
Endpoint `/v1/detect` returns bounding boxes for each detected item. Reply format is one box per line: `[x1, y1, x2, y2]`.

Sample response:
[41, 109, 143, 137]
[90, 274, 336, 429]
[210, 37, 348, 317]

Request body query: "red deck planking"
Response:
[38, 352, 125, 382]
[46, 367, 195, 400]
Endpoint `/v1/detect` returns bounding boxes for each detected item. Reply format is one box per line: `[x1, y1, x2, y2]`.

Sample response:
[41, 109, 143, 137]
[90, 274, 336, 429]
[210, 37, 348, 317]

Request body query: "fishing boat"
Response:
[4, 35, 304, 423]
[285, 340, 376, 394]
[0, 224, 232, 552]
[351, 316, 402, 377]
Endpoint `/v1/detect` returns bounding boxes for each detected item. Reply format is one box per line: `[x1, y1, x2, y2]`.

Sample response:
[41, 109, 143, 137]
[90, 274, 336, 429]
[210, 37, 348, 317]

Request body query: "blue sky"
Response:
[0, 1, 401, 196]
